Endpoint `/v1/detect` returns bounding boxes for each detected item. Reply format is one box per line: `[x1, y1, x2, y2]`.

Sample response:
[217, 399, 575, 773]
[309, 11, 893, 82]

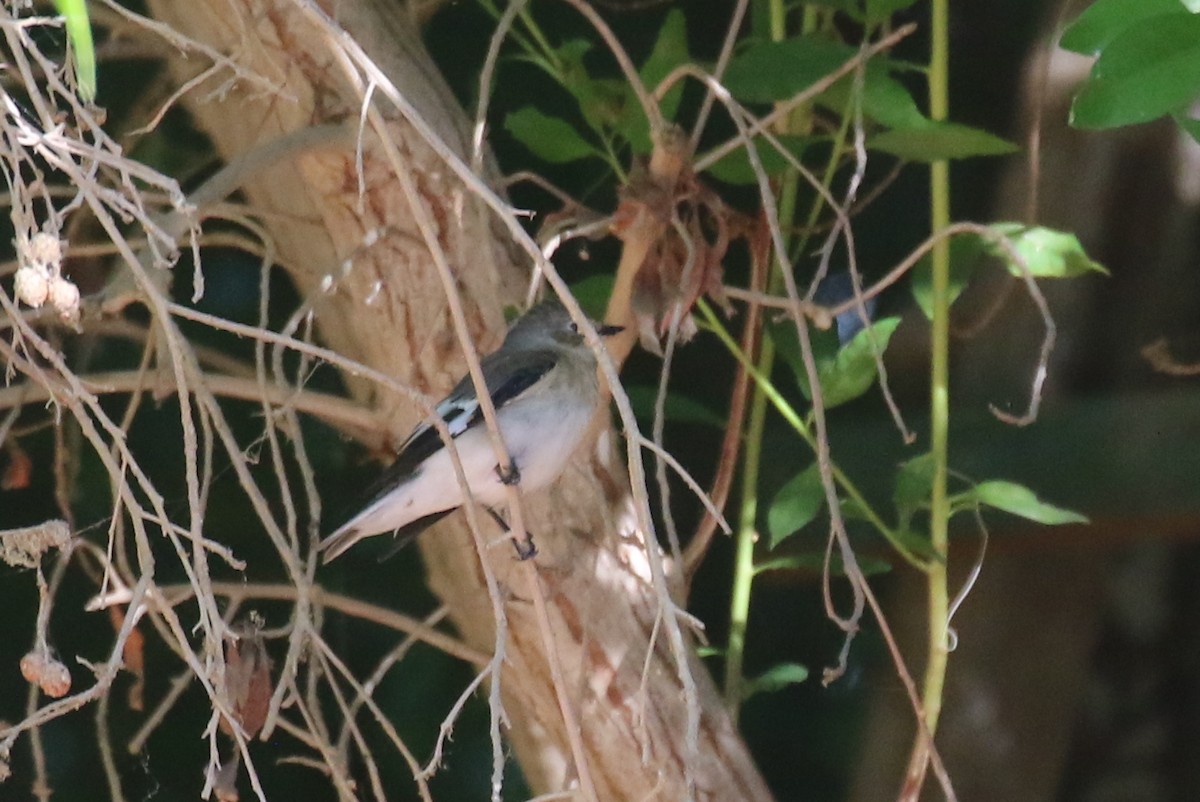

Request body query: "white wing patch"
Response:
[442, 396, 479, 437]
[400, 394, 479, 451]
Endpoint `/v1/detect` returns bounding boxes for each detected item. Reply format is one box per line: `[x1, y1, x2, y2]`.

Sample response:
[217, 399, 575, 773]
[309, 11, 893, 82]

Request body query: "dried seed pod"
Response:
[221, 614, 273, 739]
[20, 651, 72, 698]
[14, 266, 49, 307]
[49, 277, 81, 318]
[38, 659, 71, 697]
[26, 232, 63, 270]
[19, 651, 46, 684]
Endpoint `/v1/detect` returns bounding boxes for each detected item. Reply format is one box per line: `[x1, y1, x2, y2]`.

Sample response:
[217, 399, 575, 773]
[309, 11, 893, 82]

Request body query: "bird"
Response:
[319, 298, 623, 563]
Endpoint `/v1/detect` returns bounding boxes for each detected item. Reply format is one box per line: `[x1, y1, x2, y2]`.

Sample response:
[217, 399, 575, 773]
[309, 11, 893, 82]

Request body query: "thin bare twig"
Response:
[1142, 338, 1200, 376]
[689, 0, 749, 153]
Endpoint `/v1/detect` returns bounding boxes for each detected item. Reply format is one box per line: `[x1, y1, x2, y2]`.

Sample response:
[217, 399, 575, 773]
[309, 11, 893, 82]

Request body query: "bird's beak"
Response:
[597, 324, 624, 337]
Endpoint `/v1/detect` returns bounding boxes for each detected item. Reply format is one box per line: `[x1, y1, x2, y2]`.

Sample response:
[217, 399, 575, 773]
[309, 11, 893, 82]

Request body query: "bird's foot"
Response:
[485, 507, 537, 560]
[513, 536, 538, 561]
[495, 461, 521, 486]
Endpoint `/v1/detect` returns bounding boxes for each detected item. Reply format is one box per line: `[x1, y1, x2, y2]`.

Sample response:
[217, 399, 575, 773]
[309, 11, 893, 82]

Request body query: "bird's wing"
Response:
[387, 348, 558, 476]
[320, 347, 561, 562]
[321, 350, 558, 556]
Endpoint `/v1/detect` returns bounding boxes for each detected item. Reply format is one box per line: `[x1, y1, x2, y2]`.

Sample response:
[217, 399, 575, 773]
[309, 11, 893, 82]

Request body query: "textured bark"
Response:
[141, 1, 772, 799]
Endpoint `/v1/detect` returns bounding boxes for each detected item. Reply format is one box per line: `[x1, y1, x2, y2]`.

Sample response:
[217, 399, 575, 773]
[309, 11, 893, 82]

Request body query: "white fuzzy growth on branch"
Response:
[0, 520, 71, 568]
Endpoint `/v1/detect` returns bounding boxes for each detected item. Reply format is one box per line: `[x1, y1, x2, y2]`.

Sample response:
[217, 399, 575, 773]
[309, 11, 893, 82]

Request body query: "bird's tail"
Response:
[373, 510, 454, 562]
[318, 525, 362, 564]
[319, 508, 456, 564]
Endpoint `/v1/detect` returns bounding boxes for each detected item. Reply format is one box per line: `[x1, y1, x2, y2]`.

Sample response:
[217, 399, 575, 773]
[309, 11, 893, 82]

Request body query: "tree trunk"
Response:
[141, 1, 772, 798]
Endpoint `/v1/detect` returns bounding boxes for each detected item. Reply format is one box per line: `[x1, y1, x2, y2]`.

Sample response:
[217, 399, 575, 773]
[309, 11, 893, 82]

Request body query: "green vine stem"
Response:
[721, 0, 796, 724]
[723, 333, 773, 718]
[699, 301, 927, 571]
[722, 0, 918, 717]
[904, 0, 952, 794]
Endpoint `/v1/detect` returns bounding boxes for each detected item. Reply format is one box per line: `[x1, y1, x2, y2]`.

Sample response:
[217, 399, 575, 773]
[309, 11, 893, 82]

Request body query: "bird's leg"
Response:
[485, 506, 509, 530]
[485, 507, 537, 560]
[495, 460, 521, 486]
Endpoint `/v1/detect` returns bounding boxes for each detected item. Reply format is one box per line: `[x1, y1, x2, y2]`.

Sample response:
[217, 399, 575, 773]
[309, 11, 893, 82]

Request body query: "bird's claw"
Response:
[485, 506, 536, 560]
[496, 462, 521, 486]
[513, 537, 537, 561]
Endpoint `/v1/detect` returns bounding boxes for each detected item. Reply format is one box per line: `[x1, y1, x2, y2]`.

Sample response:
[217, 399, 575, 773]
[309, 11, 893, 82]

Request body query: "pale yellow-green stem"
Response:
[723, 335, 773, 719]
[906, 0, 952, 791]
[699, 302, 928, 571]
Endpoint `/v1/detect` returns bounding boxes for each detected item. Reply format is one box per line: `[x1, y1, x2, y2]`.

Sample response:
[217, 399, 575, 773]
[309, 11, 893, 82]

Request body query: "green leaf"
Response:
[516, 41, 618, 133]
[865, 0, 922, 25]
[962, 481, 1089, 525]
[55, 0, 96, 102]
[621, 10, 689, 152]
[546, 40, 630, 133]
[552, 12, 688, 153]
[639, 10, 688, 117]
[893, 452, 935, 529]
[815, 60, 928, 130]
[623, 385, 726, 429]
[816, 316, 902, 408]
[767, 463, 825, 549]
[580, 78, 631, 133]
[804, 0, 864, 13]
[912, 223, 1106, 302]
[857, 70, 929, 130]
[569, 273, 614, 319]
[547, 39, 596, 93]
[1060, 0, 1188, 55]
[556, 38, 593, 63]
[504, 108, 601, 164]
[743, 663, 809, 700]
[704, 135, 812, 185]
[1070, 14, 1200, 129]
[772, 317, 900, 409]
[987, 224, 1109, 278]
[1175, 113, 1200, 144]
[769, 318, 839, 398]
[871, 121, 1019, 161]
[839, 495, 873, 522]
[911, 232, 988, 319]
[756, 552, 893, 576]
[891, 528, 941, 562]
[822, 62, 1009, 163]
[724, 36, 856, 104]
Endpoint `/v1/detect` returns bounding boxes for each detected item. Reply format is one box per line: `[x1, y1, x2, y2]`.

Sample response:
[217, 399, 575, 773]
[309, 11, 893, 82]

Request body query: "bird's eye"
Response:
[569, 322, 579, 333]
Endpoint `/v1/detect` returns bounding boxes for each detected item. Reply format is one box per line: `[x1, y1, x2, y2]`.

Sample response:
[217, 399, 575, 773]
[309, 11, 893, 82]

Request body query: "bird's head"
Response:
[506, 298, 623, 349]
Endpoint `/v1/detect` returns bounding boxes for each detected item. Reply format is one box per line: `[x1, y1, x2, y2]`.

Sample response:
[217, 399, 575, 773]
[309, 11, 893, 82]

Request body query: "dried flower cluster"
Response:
[19, 650, 71, 698]
[13, 231, 80, 321]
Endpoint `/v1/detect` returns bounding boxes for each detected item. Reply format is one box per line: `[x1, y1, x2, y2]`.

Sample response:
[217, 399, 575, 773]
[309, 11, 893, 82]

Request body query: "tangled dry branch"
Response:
[0, 2, 1062, 801]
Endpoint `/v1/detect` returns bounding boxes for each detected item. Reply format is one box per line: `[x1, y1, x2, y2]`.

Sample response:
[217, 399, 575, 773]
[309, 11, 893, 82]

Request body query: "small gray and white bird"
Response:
[319, 298, 622, 563]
